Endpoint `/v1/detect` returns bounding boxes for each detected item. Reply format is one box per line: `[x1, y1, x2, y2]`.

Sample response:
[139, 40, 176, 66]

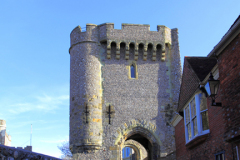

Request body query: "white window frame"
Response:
[184, 92, 210, 144]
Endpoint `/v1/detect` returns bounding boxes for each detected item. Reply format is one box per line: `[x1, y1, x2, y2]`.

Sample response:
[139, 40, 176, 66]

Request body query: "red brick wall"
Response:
[218, 33, 240, 142]
[175, 119, 187, 159]
[175, 97, 234, 160]
[175, 33, 240, 160]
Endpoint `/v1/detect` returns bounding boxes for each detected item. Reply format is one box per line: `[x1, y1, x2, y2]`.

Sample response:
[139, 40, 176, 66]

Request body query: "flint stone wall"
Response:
[0, 144, 60, 160]
[69, 23, 181, 160]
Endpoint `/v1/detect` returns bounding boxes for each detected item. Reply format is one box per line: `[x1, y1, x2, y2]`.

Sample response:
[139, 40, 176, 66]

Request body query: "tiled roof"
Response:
[186, 57, 217, 81]
[177, 57, 217, 112]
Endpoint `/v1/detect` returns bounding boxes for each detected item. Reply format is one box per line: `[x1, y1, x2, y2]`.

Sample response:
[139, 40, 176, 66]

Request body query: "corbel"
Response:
[134, 43, 139, 60]
[125, 42, 130, 60]
[152, 45, 157, 61]
[107, 40, 111, 59]
[116, 42, 120, 60]
[143, 44, 148, 61]
[161, 50, 166, 61]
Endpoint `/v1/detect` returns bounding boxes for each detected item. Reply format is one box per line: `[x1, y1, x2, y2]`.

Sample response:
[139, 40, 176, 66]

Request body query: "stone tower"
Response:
[0, 120, 11, 146]
[69, 23, 181, 160]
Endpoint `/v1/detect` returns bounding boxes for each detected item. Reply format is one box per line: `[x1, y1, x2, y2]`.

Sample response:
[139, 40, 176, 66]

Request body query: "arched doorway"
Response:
[115, 126, 160, 160]
[125, 134, 151, 160]
[122, 146, 135, 160]
[123, 139, 148, 160]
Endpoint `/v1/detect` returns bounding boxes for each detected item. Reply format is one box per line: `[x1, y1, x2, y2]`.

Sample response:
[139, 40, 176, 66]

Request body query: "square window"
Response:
[185, 106, 190, 123]
[201, 111, 209, 131]
[193, 117, 197, 136]
[187, 123, 191, 140]
[184, 93, 209, 143]
[190, 98, 196, 118]
[200, 93, 207, 111]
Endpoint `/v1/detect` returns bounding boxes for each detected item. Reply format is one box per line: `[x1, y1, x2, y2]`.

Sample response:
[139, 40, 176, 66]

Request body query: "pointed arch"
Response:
[111, 120, 162, 160]
[123, 139, 148, 160]
[127, 61, 138, 79]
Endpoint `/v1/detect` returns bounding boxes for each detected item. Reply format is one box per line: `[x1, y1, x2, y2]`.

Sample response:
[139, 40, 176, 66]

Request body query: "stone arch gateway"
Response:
[116, 125, 161, 160]
[123, 140, 144, 160]
[69, 23, 181, 160]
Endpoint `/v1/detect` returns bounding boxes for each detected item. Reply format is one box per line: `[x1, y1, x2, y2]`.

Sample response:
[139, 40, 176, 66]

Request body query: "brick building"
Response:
[69, 23, 181, 159]
[172, 15, 240, 160]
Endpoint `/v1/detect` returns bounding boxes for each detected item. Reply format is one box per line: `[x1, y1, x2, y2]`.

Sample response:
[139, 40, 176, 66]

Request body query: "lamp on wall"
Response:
[204, 72, 222, 106]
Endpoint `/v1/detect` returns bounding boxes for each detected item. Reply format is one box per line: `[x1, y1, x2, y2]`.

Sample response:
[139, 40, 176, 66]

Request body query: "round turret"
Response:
[68, 22, 181, 159]
[69, 24, 103, 153]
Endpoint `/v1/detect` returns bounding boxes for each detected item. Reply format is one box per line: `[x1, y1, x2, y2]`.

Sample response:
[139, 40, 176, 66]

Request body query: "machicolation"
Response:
[69, 23, 181, 160]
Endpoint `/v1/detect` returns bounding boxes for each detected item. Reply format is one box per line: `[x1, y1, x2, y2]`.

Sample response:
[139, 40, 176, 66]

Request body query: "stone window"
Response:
[130, 64, 135, 78]
[184, 92, 209, 143]
[128, 61, 138, 79]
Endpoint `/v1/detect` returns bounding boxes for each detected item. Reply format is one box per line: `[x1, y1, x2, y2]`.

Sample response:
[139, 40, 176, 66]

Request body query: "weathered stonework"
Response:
[124, 140, 148, 160]
[69, 23, 181, 159]
[0, 144, 60, 160]
[0, 120, 11, 146]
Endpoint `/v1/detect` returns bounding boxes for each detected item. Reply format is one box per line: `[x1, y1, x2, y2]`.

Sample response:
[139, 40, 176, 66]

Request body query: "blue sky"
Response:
[0, 0, 239, 158]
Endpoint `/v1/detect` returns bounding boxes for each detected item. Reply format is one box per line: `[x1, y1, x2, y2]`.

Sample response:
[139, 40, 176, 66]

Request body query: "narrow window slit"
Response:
[131, 64, 136, 78]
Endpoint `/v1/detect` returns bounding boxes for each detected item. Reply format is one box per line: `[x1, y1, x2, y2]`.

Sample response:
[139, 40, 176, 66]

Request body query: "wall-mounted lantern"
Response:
[204, 72, 222, 106]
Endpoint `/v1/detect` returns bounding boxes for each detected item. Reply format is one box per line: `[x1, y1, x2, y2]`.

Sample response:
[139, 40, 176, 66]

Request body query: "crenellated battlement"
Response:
[70, 23, 170, 35]
[104, 39, 166, 61]
[69, 22, 181, 159]
[69, 23, 176, 62]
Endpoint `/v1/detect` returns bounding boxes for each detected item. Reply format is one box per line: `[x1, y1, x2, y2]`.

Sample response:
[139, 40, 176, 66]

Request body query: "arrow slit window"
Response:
[130, 64, 136, 78]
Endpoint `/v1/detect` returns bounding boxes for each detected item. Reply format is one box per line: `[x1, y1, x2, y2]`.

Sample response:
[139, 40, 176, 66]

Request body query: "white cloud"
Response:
[7, 94, 69, 114]
[0, 85, 69, 115]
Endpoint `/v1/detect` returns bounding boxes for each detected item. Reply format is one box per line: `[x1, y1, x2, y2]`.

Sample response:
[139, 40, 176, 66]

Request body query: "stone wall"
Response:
[0, 120, 11, 146]
[0, 144, 60, 160]
[69, 23, 181, 160]
[218, 33, 240, 142]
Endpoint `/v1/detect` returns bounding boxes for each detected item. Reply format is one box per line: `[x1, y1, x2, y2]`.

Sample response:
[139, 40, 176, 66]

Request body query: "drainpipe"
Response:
[236, 146, 239, 160]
